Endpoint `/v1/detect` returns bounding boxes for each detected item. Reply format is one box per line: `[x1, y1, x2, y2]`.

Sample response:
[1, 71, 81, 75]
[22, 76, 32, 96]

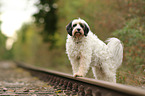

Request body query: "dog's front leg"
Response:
[74, 54, 91, 77]
[70, 58, 79, 75]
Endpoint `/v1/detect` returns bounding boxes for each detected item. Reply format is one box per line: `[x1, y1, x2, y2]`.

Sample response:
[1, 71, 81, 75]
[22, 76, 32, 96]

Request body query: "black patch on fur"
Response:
[79, 23, 84, 28]
[83, 24, 89, 36]
[73, 24, 77, 27]
[66, 21, 73, 36]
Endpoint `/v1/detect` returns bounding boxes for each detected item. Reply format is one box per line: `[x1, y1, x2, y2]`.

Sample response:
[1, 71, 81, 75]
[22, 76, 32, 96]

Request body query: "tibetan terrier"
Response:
[66, 18, 123, 83]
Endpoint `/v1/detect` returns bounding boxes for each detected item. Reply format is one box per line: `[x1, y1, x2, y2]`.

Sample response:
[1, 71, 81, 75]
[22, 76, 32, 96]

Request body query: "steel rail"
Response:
[15, 61, 145, 96]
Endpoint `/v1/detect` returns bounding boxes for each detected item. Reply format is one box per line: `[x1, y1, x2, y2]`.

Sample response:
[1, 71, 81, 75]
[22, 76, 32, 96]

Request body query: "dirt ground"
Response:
[0, 61, 56, 96]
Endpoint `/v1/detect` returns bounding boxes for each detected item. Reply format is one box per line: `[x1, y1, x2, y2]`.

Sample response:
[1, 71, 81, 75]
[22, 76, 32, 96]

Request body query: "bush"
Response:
[113, 18, 145, 87]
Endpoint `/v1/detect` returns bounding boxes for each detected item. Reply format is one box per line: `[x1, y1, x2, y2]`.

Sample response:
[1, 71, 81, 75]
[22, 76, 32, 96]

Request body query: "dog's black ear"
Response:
[66, 21, 73, 36]
[84, 24, 89, 36]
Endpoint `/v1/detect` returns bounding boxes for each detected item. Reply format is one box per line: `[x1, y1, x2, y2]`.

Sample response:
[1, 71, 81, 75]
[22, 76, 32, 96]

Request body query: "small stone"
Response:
[23, 89, 30, 92]
[3, 88, 7, 92]
[29, 90, 36, 92]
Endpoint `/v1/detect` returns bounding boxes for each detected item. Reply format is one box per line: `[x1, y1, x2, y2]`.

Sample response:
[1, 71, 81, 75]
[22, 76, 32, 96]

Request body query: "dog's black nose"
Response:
[77, 28, 81, 32]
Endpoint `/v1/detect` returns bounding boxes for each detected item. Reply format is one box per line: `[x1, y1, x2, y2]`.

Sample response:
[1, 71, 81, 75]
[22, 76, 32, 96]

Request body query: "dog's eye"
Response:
[73, 24, 77, 27]
[80, 23, 84, 28]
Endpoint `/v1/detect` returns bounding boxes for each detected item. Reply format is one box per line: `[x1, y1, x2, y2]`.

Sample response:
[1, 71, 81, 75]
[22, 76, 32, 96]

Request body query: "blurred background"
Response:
[0, 0, 144, 88]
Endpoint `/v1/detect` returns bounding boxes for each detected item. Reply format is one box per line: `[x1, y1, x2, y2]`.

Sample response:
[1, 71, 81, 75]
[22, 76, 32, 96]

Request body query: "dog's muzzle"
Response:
[74, 31, 82, 38]
[74, 31, 82, 35]
[72, 27, 84, 38]
[74, 28, 82, 35]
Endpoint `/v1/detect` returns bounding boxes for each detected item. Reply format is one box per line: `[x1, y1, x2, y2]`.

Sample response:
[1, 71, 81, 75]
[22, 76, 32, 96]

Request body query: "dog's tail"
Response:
[106, 38, 123, 69]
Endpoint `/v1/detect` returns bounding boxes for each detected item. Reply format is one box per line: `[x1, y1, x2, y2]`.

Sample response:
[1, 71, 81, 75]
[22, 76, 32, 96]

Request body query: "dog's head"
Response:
[66, 18, 90, 38]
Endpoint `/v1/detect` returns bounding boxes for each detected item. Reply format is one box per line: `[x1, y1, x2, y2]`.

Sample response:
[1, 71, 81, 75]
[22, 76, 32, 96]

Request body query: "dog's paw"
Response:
[73, 73, 83, 77]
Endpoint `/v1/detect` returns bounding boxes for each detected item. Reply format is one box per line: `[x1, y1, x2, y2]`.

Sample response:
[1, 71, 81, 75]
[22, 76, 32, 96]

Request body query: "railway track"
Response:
[15, 61, 145, 96]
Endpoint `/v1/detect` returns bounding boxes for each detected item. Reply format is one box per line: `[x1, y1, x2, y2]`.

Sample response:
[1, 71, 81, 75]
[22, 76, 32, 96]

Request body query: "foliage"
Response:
[13, 23, 41, 63]
[0, 21, 13, 60]
[33, 0, 58, 47]
[12, 23, 71, 72]
[113, 18, 145, 86]
[0, 21, 6, 59]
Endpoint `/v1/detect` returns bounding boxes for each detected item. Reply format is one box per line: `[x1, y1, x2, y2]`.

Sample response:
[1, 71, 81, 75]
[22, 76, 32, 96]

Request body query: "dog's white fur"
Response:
[66, 18, 123, 83]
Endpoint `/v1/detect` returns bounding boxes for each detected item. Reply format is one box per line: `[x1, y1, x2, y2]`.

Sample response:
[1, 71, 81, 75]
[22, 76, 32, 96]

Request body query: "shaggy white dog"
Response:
[66, 18, 123, 83]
